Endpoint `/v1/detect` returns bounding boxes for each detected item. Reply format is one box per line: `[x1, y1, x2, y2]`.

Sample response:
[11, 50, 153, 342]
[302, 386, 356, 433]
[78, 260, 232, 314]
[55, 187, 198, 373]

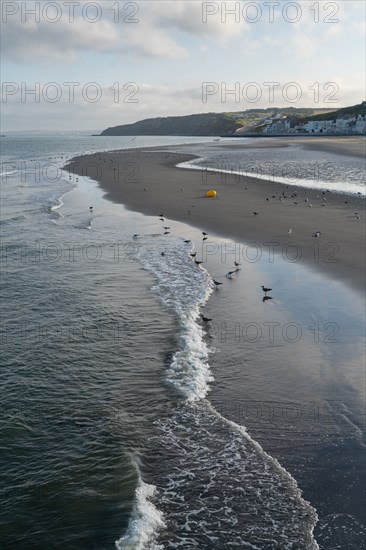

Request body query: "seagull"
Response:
[202, 232, 208, 236]
[183, 240, 191, 244]
[161, 252, 165, 256]
[253, 211, 259, 215]
[226, 270, 237, 278]
[312, 231, 321, 238]
[159, 218, 164, 222]
[213, 280, 223, 287]
[164, 231, 170, 235]
[203, 237, 208, 241]
[263, 296, 273, 303]
[190, 253, 197, 257]
[89, 206, 93, 212]
[355, 211, 358, 216]
[356, 215, 360, 220]
[159, 213, 164, 217]
[234, 261, 241, 267]
[288, 228, 292, 234]
[195, 260, 203, 265]
[261, 285, 272, 293]
[305, 198, 309, 202]
[132, 234, 139, 239]
[163, 227, 170, 230]
[200, 314, 212, 323]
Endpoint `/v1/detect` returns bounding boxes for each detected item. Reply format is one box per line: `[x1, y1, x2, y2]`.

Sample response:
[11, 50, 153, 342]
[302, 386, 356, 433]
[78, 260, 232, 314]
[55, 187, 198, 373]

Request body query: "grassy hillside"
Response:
[301, 102, 366, 122]
[101, 113, 242, 136]
[100, 105, 364, 136]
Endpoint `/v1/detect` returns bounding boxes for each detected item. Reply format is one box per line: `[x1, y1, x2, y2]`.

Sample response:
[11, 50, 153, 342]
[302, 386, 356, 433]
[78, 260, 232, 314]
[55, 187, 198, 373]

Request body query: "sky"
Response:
[1, 0, 365, 132]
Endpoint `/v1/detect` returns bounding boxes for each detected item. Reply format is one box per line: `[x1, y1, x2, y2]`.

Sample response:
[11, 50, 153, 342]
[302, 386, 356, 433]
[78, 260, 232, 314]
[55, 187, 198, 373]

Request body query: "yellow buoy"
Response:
[205, 189, 217, 198]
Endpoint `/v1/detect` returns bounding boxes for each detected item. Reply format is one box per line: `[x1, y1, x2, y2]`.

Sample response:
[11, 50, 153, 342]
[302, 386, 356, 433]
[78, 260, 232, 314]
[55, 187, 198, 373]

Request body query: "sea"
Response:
[1, 135, 365, 550]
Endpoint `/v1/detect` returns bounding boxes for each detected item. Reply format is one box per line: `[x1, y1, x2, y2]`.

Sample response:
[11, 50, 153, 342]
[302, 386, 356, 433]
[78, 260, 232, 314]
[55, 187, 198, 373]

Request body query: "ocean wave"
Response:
[133, 232, 319, 549]
[0, 214, 28, 226]
[135, 234, 214, 401]
[177, 159, 366, 196]
[115, 456, 165, 550]
[147, 401, 319, 549]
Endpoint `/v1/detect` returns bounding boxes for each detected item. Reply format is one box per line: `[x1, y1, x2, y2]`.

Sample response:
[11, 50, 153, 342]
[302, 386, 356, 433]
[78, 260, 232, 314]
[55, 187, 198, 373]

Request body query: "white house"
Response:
[355, 114, 366, 134]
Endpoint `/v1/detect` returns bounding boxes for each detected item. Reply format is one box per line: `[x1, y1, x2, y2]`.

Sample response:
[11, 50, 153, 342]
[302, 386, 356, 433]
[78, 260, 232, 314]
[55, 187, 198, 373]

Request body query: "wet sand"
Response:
[65, 141, 365, 293]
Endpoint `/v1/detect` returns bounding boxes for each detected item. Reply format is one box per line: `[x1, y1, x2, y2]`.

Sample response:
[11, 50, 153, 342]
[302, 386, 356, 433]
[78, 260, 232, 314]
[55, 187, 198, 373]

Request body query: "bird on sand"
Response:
[234, 261, 241, 267]
[226, 270, 237, 278]
[253, 211, 259, 216]
[132, 234, 139, 239]
[195, 260, 203, 265]
[164, 231, 170, 235]
[203, 237, 208, 241]
[261, 285, 272, 293]
[184, 240, 191, 244]
[202, 232, 208, 236]
[288, 228, 292, 234]
[213, 280, 223, 287]
[312, 231, 321, 238]
[190, 252, 197, 257]
[200, 314, 212, 323]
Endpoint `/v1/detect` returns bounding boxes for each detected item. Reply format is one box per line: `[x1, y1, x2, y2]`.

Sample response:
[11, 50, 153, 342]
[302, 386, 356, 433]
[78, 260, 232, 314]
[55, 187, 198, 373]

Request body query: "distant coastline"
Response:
[99, 102, 366, 137]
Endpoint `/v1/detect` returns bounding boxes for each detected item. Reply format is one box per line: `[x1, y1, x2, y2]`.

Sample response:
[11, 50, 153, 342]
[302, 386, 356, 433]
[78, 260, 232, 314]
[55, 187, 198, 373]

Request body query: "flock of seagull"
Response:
[132, 213, 276, 310]
[86, 180, 362, 312]
[128, 203, 359, 305]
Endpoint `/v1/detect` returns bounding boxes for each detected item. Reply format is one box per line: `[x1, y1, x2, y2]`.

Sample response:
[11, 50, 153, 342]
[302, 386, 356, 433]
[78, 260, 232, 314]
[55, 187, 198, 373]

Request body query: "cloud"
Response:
[292, 33, 317, 59]
[1, 0, 248, 64]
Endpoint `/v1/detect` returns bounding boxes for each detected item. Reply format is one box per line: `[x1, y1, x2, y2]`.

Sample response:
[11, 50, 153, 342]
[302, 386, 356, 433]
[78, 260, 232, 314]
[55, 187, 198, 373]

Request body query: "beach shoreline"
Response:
[64, 138, 365, 293]
[63, 137, 366, 548]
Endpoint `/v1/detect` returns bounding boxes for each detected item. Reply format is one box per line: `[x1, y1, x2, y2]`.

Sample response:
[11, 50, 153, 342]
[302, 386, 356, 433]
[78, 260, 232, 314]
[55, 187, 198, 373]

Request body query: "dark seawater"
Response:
[1, 136, 365, 549]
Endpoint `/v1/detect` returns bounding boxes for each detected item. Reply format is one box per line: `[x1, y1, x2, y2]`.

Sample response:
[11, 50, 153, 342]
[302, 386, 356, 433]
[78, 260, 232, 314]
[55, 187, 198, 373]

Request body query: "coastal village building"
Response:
[262, 112, 366, 135]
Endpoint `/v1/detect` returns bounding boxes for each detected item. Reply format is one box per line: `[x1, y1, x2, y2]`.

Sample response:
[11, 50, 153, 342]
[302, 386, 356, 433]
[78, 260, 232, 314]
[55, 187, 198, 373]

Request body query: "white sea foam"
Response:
[133, 232, 319, 549]
[177, 159, 366, 196]
[50, 197, 64, 212]
[150, 401, 319, 549]
[115, 469, 165, 550]
[0, 170, 18, 178]
[135, 235, 214, 401]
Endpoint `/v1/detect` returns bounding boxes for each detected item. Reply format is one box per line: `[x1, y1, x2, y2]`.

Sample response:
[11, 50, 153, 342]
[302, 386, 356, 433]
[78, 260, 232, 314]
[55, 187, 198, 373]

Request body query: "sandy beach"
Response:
[65, 138, 365, 293]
